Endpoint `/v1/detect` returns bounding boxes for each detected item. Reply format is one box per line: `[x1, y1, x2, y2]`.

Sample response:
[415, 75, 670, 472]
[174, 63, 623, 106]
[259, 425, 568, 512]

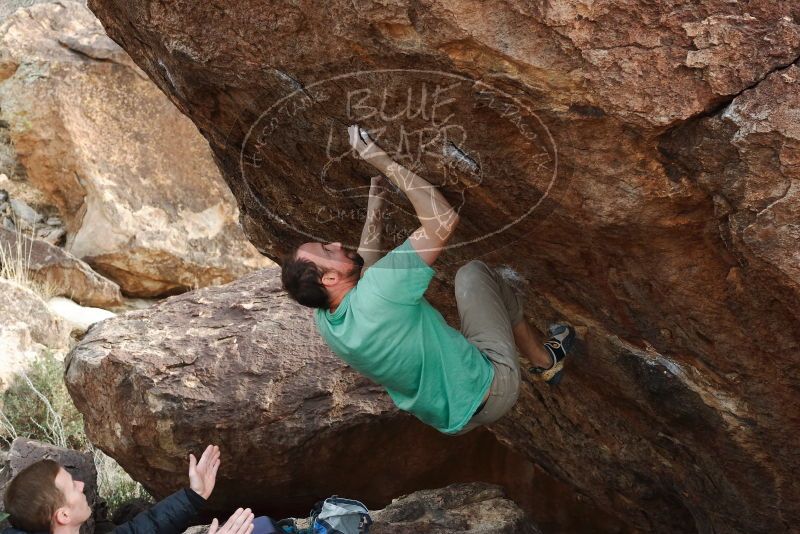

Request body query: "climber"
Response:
[2, 444, 277, 534]
[281, 125, 575, 435]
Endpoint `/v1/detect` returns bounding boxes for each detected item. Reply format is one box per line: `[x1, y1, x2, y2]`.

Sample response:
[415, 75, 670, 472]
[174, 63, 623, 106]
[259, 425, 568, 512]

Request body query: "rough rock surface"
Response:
[0, 438, 99, 534]
[66, 268, 550, 521]
[0, 227, 123, 308]
[0, 2, 271, 297]
[369, 483, 540, 534]
[79, 1, 800, 532]
[0, 0, 82, 22]
[661, 64, 800, 294]
[183, 483, 539, 534]
[0, 279, 71, 388]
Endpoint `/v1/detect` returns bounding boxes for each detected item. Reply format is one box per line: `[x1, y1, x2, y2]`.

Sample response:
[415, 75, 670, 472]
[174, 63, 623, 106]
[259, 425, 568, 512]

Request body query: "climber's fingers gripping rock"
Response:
[348, 124, 388, 162]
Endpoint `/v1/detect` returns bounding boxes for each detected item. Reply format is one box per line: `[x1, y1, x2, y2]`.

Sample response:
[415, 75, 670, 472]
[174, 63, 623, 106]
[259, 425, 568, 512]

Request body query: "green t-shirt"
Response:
[314, 239, 495, 434]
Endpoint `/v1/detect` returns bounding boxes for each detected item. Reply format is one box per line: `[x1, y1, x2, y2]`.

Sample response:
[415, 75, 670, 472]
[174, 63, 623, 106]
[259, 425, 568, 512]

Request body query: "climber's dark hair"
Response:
[281, 252, 331, 309]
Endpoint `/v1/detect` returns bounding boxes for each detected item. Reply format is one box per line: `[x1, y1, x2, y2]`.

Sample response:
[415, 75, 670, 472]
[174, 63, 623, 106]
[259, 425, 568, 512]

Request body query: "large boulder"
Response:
[0, 438, 100, 534]
[0, 2, 271, 297]
[77, 0, 800, 532]
[0, 227, 122, 308]
[66, 268, 552, 521]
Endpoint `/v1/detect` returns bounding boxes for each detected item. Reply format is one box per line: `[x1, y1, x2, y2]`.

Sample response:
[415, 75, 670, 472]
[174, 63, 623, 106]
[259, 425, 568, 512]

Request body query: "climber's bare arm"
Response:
[349, 125, 459, 266]
[358, 176, 389, 275]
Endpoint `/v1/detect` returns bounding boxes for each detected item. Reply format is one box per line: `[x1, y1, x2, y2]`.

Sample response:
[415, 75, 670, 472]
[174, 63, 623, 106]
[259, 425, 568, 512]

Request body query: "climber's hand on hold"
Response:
[347, 124, 458, 267]
[348, 124, 390, 164]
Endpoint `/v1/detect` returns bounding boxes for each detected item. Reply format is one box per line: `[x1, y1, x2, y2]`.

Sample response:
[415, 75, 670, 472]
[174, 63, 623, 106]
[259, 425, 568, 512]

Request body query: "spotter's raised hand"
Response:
[189, 444, 221, 500]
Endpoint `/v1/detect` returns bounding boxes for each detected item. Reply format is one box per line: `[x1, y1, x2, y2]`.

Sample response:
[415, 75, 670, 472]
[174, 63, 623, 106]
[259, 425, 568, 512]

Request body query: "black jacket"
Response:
[3, 488, 205, 534]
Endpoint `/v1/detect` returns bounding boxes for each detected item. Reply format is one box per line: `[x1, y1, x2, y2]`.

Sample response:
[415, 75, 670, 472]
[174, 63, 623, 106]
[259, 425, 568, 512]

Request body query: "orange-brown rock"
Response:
[79, 1, 800, 532]
[0, 2, 272, 297]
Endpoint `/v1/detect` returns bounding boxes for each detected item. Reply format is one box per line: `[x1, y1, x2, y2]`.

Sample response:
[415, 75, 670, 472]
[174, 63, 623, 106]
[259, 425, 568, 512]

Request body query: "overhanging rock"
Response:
[81, 1, 800, 531]
[66, 268, 542, 518]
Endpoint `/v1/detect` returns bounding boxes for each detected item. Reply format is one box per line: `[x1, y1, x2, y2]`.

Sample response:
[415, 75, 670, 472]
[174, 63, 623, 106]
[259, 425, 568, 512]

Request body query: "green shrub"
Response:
[0, 352, 85, 450]
[94, 449, 152, 512]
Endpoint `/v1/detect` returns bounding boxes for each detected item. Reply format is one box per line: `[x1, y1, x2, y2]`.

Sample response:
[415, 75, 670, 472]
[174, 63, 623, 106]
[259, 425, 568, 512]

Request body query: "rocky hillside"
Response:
[0, 0, 280, 391]
[0, 1, 271, 298]
[71, 1, 800, 532]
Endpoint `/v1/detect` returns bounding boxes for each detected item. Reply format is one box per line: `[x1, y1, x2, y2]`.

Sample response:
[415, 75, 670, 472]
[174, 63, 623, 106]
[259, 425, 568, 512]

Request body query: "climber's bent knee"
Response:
[454, 260, 491, 291]
[453, 260, 492, 304]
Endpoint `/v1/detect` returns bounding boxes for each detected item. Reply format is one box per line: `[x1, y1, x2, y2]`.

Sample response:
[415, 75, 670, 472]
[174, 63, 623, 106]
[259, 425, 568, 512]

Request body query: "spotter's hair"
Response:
[4, 459, 64, 533]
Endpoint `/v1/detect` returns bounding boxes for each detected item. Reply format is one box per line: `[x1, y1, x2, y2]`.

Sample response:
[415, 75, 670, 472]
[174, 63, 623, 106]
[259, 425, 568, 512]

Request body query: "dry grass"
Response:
[0, 224, 55, 299]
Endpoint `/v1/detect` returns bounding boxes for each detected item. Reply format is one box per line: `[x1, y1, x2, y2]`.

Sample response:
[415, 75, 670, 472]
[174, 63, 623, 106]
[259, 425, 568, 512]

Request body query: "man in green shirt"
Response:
[281, 126, 574, 434]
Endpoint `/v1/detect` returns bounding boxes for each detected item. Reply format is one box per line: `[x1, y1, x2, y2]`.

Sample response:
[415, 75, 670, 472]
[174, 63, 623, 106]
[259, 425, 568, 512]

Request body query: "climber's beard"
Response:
[346, 250, 365, 278]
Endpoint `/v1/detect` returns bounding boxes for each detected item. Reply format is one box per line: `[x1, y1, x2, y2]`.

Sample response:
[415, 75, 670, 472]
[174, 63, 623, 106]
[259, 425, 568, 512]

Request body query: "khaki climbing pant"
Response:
[454, 260, 524, 434]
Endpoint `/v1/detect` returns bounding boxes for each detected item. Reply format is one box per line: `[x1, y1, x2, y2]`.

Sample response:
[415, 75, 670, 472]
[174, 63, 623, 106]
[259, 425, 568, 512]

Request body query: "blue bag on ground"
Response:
[276, 497, 371, 534]
[313, 497, 372, 534]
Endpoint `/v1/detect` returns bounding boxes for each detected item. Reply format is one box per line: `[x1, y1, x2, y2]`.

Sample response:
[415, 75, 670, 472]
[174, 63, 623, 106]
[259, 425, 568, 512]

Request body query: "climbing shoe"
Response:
[529, 323, 575, 385]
